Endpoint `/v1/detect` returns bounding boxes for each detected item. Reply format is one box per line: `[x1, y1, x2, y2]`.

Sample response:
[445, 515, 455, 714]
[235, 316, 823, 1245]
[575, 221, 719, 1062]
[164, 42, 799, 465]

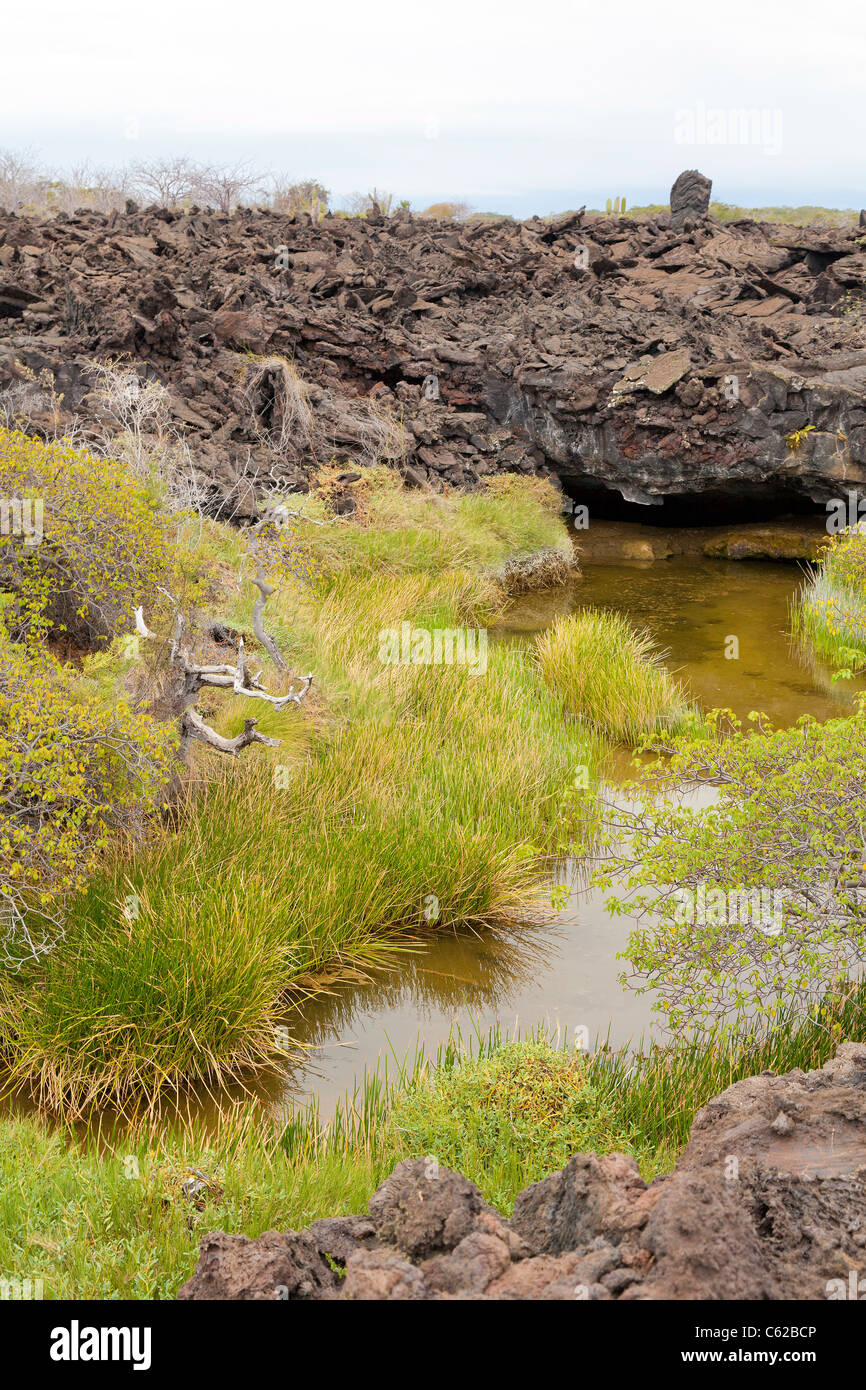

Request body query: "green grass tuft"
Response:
[535, 607, 695, 744]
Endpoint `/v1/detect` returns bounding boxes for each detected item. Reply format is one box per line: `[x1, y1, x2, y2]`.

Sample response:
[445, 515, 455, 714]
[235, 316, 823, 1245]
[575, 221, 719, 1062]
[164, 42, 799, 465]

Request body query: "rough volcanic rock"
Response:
[670, 169, 713, 230]
[178, 1043, 866, 1301]
[634, 1040, 866, 1300]
[366, 1159, 485, 1259]
[509, 1152, 658, 1254]
[3, 185, 866, 516]
[176, 1229, 336, 1301]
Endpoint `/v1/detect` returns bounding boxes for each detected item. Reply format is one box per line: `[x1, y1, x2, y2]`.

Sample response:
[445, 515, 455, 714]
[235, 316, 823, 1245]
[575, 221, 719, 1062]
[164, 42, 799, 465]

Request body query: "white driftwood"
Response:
[180, 708, 281, 758]
[136, 571, 312, 759]
[134, 606, 157, 639]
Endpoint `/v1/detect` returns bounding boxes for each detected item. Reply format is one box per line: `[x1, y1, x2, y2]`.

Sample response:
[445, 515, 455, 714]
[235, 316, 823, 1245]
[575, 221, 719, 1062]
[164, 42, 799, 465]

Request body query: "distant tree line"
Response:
[0, 149, 473, 220]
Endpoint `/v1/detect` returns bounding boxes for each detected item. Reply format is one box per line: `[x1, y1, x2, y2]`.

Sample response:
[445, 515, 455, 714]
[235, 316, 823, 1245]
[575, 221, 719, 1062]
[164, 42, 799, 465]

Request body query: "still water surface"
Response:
[259, 556, 857, 1118]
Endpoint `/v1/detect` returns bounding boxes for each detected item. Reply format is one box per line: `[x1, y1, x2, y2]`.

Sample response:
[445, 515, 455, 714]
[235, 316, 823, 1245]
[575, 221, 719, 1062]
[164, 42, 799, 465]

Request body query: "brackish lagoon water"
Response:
[7, 550, 853, 1126]
[251, 554, 859, 1119]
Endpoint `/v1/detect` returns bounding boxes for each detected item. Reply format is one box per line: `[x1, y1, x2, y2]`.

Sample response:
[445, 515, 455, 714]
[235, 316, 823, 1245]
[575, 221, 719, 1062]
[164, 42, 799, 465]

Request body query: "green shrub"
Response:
[596, 703, 866, 1029]
[390, 1039, 633, 1211]
[0, 427, 171, 644]
[0, 634, 172, 960]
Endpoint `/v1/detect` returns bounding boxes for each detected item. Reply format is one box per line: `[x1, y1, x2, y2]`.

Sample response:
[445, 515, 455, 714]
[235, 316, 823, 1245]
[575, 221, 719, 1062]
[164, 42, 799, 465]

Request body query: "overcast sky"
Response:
[3, 0, 864, 215]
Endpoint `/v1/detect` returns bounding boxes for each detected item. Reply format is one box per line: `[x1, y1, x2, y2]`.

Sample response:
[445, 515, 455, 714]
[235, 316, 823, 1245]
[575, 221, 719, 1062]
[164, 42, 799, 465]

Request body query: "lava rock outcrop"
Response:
[2, 181, 866, 516]
[178, 1042, 866, 1301]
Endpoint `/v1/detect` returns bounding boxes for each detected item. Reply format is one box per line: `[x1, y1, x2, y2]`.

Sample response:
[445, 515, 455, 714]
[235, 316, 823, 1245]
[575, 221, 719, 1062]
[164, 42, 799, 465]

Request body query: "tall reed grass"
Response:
[1, 478, 601, 1112]
[535, 607, 695, 744]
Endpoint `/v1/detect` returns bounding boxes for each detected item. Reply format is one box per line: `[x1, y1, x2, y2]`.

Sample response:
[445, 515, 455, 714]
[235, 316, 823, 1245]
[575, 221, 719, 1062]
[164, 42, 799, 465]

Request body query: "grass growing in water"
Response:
[2, 982, 863, 1298]
[793, 529, 866, 671]
[535, 607, 695, 744]
[1, 474, 603, 1113]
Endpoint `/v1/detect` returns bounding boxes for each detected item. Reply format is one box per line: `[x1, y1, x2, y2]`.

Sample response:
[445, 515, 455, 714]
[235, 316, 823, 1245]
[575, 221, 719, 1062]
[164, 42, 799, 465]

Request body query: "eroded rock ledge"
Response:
[177, 1042, 866, 1301]
[2, 186, 865, 517]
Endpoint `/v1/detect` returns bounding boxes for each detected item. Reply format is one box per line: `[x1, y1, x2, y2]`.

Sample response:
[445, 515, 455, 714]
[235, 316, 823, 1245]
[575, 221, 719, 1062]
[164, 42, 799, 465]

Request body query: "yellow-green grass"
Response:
[535, 607, 695, 744]
[265, 466, 572, 582]
[2, 984, 864, 1299]
[2, 479, 601, 1113]
[793, 530, 866, 670]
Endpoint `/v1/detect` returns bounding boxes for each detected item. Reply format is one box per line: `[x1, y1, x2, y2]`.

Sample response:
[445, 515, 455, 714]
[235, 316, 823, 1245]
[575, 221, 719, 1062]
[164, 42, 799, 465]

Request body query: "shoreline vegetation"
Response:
[0, 453, 609, 1112]
[2, 989, 864, 1300]
[2, 426, 865, 1298]
[793, 527, 866, 676]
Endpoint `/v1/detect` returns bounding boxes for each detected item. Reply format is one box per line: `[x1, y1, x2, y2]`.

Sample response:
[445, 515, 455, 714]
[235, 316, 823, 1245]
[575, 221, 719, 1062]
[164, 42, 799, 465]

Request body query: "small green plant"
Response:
[830, 646, 866, 682]
[838, 290, 865, 321]
[785, 423, 816, 453]
[391, 1039, 632, 1212]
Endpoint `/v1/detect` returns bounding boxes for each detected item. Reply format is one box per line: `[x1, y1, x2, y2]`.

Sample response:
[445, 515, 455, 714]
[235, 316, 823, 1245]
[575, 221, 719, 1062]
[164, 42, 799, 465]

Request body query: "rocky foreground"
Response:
[178, 1043, 866, 1301]
[2, 173, 866, 517]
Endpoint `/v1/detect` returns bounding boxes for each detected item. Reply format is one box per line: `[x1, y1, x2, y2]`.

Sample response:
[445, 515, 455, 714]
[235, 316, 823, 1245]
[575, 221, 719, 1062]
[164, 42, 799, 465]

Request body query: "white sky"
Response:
[2, 0, 864, 214]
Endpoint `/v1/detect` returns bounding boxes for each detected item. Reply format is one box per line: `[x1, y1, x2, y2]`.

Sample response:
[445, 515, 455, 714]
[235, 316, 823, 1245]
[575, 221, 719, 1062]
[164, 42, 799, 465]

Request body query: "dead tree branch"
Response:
[136, 573, 312, 760]
[180, 708, 280, 760]
[251, 568, 288, 672]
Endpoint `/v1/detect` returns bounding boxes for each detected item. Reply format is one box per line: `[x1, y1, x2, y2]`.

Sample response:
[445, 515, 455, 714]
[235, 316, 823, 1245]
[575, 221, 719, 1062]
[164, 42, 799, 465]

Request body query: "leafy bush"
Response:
[390, 1039, 632, 1211]
[0, 635, 172, 953]
[0, 427, 171, 644]
[596, 704, 866, 1029]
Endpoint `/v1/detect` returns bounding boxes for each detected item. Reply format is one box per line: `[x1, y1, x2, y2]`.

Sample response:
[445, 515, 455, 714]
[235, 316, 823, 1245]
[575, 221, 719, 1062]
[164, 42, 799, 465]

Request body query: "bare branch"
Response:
[251, 568, 288, 671]
[233, 637, 312, 707]
[194, 158, 262, 213]
[130, 155, 205, 209]
[168, 612, 184, 666]
[180, 708, 281, 759]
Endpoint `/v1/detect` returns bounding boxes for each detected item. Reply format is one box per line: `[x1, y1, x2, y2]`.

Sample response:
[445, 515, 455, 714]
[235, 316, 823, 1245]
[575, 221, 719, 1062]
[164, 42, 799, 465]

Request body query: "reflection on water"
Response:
[259, 556, 858, 1118]
[502, 556, 861, 727]
[267, 876, 650, 1119]
[7, 554, 852, 1126]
